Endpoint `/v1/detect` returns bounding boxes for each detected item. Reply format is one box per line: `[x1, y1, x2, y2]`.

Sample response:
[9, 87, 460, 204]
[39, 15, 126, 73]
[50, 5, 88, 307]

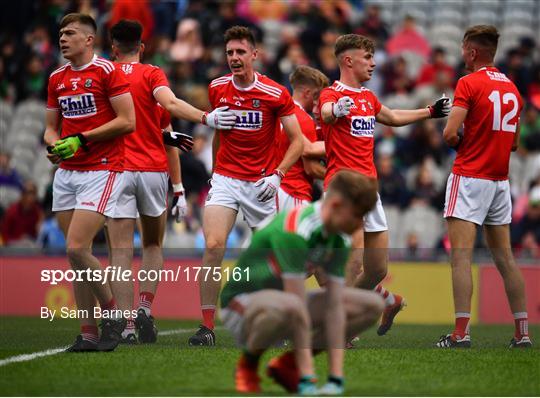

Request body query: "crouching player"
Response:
[220, 170, 385, 395]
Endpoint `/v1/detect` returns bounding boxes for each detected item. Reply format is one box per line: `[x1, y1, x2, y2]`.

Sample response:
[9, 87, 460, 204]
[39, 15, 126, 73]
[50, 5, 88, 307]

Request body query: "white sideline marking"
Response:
[0, 326, 222, 367]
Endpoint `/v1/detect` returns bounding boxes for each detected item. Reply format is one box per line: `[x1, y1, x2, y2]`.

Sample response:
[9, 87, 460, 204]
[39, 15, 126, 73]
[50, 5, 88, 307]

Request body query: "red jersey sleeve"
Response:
[105, 67, 130, 99]
[453, 77, 473, 109]
[46, 76, 59, 110]
[208, 84, 218, 109]
[149, 67, 169, 96]
[276, 89, 295, 117]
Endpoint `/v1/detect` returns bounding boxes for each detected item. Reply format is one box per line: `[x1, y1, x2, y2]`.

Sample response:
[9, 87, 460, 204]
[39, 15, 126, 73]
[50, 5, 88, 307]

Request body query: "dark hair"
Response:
[110, 20, 143, 54]
[290, 65, 329, 91]
[463, 25, 499, 58]
[224, 26, 256, 47]
[334, 34, 375, 58]
[59, 13, 97, 33]
[327, 170, 378, 217]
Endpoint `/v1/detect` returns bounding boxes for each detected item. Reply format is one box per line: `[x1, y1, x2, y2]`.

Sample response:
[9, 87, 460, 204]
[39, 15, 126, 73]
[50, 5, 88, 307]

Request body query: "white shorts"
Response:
[205, 173, 276, 228]
[444, 173, 511, 225]
[112, 171, 168, 218]
[52, 169, 123, 217]
[323, 191, 388, 232]
[277, 187, 309, 213]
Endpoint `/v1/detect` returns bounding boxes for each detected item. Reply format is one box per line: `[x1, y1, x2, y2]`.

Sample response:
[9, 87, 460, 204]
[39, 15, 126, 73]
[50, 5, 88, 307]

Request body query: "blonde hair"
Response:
[289, 65, 329, 90]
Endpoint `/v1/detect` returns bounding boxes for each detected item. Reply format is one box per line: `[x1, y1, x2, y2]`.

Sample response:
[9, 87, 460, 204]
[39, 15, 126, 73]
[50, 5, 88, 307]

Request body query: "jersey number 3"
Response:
[488, 90, 518, 133]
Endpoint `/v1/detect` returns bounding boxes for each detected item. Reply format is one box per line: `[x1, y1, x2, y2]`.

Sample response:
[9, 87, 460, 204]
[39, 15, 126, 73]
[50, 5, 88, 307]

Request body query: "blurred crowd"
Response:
[0, 0, 539, 257]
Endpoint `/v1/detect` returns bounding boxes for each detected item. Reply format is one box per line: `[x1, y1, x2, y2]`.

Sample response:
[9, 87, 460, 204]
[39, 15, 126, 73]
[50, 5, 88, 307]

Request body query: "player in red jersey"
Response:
[436, 25, 531, 348]
[276, 65, 328, 211]
[319, 34, 450, 336]
[45, 13, 136, 352]
[189, 26, 304, 346]
[105, 20, 234, 344]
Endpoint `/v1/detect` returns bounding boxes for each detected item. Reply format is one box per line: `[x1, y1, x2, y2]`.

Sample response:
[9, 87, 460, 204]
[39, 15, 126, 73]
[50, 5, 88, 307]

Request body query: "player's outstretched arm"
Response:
[303, 139, 326, 158]
[443, 106, 468, 148]
[320, 97, 354, 125]
[84, 93, 136, 141]
[154, 87, 235, 129]
[376, 96, 451, 127]
[323, 276, 346, 378]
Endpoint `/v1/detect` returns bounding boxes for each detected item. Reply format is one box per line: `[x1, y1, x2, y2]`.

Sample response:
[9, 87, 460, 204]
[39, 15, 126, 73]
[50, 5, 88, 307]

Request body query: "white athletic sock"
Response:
[374, 285, 396, 306]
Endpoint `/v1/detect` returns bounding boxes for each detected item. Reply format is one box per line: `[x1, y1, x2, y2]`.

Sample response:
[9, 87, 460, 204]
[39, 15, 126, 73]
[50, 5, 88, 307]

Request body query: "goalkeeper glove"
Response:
[53, 133, 88, 159]
[171, 183, 187, 222]
[254, 169, 283, 202]
[332, 96, 354, 118]
[202, 106, 236, 130]
[428, 95, 451, 118]
[163, 130, 194, 152]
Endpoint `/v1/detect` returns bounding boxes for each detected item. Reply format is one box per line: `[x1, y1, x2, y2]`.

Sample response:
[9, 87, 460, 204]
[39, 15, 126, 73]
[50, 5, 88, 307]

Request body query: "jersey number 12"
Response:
[488, 90, 518, 133]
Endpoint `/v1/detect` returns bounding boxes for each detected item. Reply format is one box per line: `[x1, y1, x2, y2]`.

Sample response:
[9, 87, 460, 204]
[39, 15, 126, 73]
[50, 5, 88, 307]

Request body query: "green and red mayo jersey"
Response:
[220, 201, 350, 308]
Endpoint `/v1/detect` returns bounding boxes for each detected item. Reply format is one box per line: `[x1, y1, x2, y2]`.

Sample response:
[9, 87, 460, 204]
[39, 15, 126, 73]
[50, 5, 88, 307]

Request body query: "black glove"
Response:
[428, 96, 451, 118]
[163, 130, 194, 152]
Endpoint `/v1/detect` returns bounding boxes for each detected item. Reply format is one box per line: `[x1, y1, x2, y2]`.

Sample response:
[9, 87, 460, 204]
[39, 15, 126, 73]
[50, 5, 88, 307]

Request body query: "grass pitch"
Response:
[0, 317, 538, 396]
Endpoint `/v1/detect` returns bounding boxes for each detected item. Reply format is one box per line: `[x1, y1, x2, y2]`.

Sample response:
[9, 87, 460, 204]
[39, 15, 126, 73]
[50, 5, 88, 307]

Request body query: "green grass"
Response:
[0, 317, 538, 396]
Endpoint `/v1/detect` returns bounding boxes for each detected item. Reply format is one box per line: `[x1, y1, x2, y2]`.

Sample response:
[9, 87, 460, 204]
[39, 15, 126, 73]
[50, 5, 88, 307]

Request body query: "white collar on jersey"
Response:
[293, 100, 305, 111]
[70, 54, 97, 71]
[231, 72, 259, 91]
[336, 80, 366, 93]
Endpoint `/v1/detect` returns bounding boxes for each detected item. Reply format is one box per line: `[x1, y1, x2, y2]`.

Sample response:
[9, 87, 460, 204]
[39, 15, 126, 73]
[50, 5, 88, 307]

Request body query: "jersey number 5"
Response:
[488, 90, 518, 133]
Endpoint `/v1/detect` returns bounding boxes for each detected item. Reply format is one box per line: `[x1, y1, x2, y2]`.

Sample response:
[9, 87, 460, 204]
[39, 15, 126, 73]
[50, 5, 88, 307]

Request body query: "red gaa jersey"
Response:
[116, 62, 169, 172]
[46, 54, 130, 171]
[452, 67, 523, 180]
[319, 81, 382, 188]
[208, 72, 295, 181]
[278, 101, 318, 201]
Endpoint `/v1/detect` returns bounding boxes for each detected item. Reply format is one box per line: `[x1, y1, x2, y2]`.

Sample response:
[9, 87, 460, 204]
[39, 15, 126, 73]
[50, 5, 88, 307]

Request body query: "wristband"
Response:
[273, 169, 285, 179]
[173, 182, 185, 195]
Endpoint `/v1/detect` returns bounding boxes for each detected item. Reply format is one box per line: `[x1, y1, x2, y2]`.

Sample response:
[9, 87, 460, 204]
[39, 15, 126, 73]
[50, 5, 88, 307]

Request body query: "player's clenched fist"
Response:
[202, 106, 236, 130]
[332, 96, 354, 118]
[171, 183, 188, 222]
[254, 170, 284, 202]
[428, 95, 451, 118]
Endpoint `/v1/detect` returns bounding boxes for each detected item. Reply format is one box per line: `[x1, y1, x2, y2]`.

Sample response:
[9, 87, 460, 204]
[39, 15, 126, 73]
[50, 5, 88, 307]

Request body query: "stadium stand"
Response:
[0, 0, 538, 256]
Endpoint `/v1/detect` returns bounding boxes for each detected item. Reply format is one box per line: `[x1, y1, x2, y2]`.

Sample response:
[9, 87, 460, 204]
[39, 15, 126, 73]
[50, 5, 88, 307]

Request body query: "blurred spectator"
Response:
[386, 15, 431, 62]
[109, 0, 154, 43]
[413, 70, 454, 109]
[527, 65, 540, 109]
[520, 105, 540, 152]
[0, 152, 24, 193]
[0, 57, 15, 101]
[271, 42, 309, 87]
[498, 48, 531, 96]
[354, 4, 389, 46]
[237, 0, 288, 23]
[377, 154, 409, 208]
[382, 56, 414, 96]
[23, 24, 56, 71]
[170, 18, 204, 63]
[511, 186, 540, 257]
[416, 47, 455, 87]
[407, 119, 449, 167]
[1, 181, 43, 246]
[15, 54, 47, 102]
[411, 161, 440, 209]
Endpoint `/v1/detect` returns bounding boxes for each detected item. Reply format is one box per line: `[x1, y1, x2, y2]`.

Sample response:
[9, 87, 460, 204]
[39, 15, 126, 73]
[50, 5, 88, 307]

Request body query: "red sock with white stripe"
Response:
[202, 305, 215, 330]
[513, 312, 529, 339]
[452, 312, 470, 339]
[374, 285, 396, 306]
[138, 291, 154, 316]
[81, 325, 99, 343]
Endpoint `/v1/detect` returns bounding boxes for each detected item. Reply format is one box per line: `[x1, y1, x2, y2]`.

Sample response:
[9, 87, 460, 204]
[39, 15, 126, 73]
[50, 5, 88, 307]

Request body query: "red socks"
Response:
[139, 291, 155, 315]
[101, 298, 118, 312]
[202, 305, 216, 330]
[81, 325, 99, 343]
[513, 312, 529, 339]
[452, 312, 470, 339]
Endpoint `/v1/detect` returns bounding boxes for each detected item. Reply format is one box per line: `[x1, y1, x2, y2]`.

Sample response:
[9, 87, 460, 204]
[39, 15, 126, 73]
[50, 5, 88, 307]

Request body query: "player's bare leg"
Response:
[135, 212, 167, 343]
[344, 226, 364, 287]
[106, 218, 136, 342]
[484, 224, 531, 347]
[57, 210, 98, 350]
[238, 290, 314, 393]
[268, 288, 384, 393]
[355, 230, 405, 336]
[189, 205, 237, 346]
[436, 217, 475, 348]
